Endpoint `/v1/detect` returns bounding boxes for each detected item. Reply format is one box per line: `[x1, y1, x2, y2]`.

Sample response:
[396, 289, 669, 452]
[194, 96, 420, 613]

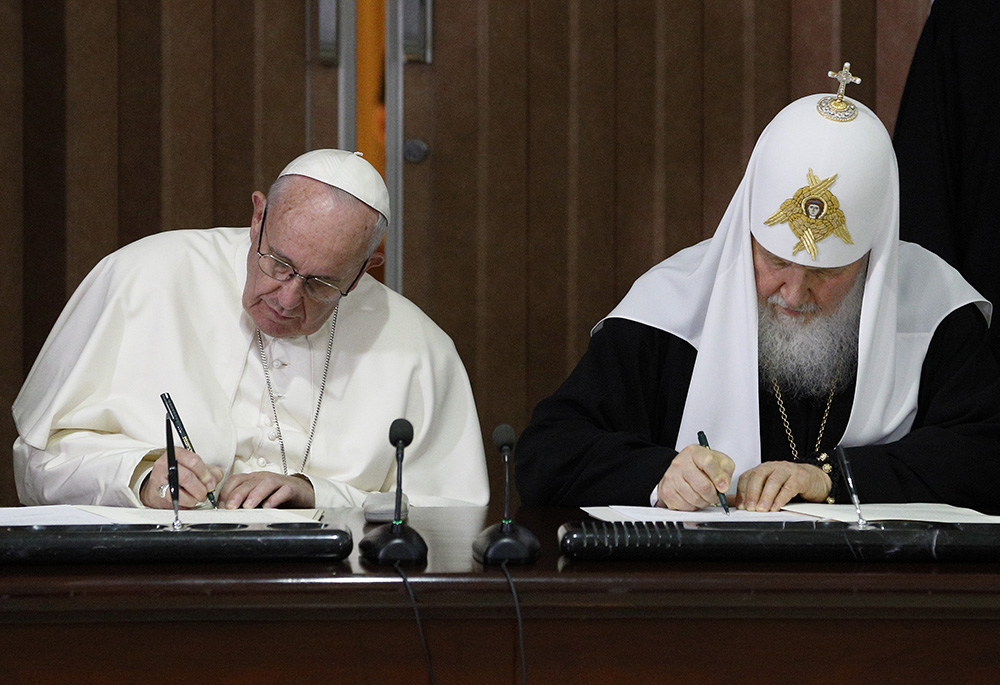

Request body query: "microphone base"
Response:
[359, 523, 428, 566]
[472, 522, 541, 565]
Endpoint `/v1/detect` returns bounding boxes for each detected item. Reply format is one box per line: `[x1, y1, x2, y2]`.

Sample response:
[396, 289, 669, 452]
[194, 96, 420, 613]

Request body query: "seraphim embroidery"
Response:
[763, 169, 853, 260]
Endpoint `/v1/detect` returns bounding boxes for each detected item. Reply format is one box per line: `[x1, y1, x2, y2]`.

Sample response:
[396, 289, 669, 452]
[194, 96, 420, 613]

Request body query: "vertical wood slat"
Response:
[213, 0, 257, 227]
[474, 1, 529, 454]
[568, 1, 616, 366]
[65, 0, 118, 286]
[118, 1, 162, 247]
[161, 0, 214, 232]
[527, 0, 571, 403]
[875, 0, 932, 136]
[22, 0, 67, 371]
[1, 0, 24, 508]
[254, 0, 309, 189]
[703, 0, 750, 235]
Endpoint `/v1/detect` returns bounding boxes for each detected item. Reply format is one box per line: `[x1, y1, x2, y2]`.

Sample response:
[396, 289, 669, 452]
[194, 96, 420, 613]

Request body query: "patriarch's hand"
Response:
[736, 461, 831, 512]
[656, 443, 734, 511]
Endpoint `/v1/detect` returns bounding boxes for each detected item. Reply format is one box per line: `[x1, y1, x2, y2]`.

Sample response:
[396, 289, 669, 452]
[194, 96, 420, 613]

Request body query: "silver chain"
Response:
[256, 309, 337, 475]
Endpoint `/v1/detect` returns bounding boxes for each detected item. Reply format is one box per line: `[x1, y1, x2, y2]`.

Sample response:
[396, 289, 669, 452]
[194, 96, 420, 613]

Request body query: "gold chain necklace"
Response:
[770, 376, 834, 460]
[770, 376, 837, 504]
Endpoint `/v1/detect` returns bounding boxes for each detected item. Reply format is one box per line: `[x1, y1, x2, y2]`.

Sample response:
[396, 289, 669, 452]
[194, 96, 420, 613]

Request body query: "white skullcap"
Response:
[747, 94, 896, 267]
[278, 149, 391, 225]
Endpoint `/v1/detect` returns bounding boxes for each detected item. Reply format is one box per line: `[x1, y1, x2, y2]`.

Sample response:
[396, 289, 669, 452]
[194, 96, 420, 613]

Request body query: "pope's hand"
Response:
[218, 472, 316, 510]
[736, 461, 831, 512]
[656, 443, 734, 511]
[139, 448, 223, 509]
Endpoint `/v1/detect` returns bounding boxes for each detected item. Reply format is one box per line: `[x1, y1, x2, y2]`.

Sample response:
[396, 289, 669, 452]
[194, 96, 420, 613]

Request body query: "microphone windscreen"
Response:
[492, 424, 516, 452]
[389, 418, 414, 447]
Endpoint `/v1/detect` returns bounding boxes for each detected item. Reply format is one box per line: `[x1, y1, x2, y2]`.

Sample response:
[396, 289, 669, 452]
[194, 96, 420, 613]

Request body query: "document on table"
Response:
[0, 505, 322, 527]
[584, 502, 1000, 525]
[783, 502, 1000, 524]
[584, 505, 816, 523]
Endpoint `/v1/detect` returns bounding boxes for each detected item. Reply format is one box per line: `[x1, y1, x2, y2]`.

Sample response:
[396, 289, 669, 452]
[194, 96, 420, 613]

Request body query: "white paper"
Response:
[584, 505, 817, 523]
[783, 502, 1000, 524]
[584, 502, 1000, 525]
[0, 505, 114, 526]
[0, 505, 321, 527]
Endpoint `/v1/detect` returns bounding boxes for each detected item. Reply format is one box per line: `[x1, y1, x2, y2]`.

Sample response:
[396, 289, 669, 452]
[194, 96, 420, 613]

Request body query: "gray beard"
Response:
[757, 269, 865, 400]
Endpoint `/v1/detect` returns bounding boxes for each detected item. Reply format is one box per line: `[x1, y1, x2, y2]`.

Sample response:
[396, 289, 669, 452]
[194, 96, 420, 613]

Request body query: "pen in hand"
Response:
[165, 415, 183, 530]
[697, 431, 730, 515]
[160, 392, 217, 509]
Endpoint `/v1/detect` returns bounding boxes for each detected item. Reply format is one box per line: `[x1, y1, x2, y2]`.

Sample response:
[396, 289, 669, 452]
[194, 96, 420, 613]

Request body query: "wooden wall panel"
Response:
[526, 0, 572, 405]
[657, 2, 706, 264]
[162, 0, 215, 231]
[875, 0, 931, 135]
[213, 0, 256, 227]
[22, 0, 67, 367]
[118, 1, 163, 248]
[474, 2, 530, 448]
[254, 0, 309, 190]
[567, 2, 616, 365]
[403, 0, 530, 499]
[703, 0, 751, 234]
[65, 0, 118, 286]
[1, 0, 24, 508]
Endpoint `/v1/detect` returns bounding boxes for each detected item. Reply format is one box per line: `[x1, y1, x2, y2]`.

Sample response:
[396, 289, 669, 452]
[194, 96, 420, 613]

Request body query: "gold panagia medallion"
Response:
[763, 169, 853, 260]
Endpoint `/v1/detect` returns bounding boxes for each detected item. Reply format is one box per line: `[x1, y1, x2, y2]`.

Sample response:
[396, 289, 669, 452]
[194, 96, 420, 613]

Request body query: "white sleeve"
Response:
[13, 432, 156, 507]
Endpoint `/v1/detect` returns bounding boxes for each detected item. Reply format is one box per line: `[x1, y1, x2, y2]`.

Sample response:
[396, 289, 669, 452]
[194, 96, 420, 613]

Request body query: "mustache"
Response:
[767, 294, 820, 315]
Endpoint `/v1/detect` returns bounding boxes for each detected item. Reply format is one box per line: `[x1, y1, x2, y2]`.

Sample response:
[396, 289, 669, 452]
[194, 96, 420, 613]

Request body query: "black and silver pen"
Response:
[835, 445, 867, 527]
[165, 415, 183, 530]
[160, 392, 217, 508]
[697, 430, 730, 515]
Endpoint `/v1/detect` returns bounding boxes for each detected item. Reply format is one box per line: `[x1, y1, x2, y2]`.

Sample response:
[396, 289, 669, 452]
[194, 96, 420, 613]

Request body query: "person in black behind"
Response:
[893, 0, 1000, 351]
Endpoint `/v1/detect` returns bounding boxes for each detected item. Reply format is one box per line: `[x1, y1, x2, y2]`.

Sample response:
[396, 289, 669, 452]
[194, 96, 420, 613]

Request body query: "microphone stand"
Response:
[359, 421, 427, 565]
[473, 429, 540, 565]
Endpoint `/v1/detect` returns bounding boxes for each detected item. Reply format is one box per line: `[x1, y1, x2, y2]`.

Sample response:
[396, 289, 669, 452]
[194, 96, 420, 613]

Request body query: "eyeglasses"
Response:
[256, 207, 368, 302]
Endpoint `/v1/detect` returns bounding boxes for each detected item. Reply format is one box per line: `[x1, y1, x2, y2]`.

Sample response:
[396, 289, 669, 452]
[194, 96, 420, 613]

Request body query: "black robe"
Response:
[515, 304, 1000, 513]
[893, 0, 1000, 350]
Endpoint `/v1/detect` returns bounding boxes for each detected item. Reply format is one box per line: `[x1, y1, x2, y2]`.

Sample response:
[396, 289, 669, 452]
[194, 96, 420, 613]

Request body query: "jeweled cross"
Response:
[827, 62, 861, 101]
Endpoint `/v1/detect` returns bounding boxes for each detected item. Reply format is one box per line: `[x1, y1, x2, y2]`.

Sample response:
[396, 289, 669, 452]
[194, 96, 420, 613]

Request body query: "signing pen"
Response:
[835, 445, 868, 527]
[697, 430, 730, 515]
[160, 392, 217, 509]
[165, 415, 183, 530]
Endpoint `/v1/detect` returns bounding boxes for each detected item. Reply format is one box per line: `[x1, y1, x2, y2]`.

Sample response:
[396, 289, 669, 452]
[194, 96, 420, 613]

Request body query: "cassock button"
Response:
[257, 457, 269, 467]
[267, 431, 277, 441]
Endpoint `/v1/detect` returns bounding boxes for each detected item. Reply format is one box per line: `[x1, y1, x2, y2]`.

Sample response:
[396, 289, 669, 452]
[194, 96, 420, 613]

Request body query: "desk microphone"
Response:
[472, 424, 540, 565]
[359, 418, 428, 565]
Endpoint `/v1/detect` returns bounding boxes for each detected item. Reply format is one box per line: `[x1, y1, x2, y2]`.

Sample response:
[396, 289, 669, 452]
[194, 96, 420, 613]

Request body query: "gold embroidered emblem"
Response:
[763, 169, 853, 260]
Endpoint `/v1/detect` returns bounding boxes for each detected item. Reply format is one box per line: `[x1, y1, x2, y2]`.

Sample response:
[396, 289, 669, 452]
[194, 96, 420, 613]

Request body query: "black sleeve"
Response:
[514, 318, 697, 506]
[844, 304, 1000, 512]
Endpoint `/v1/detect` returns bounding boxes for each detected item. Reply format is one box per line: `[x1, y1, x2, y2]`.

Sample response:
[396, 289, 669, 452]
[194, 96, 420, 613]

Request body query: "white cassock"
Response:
[13, 227, 490, 508]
